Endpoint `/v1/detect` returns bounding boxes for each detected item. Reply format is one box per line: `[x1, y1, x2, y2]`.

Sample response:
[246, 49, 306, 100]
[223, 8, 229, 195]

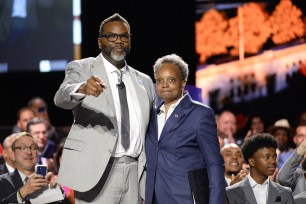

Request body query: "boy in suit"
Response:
[226, 133, 294, 204]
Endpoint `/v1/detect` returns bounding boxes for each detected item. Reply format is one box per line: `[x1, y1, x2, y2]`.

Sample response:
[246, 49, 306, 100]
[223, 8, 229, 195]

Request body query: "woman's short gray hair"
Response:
[153, 54, 189, 81]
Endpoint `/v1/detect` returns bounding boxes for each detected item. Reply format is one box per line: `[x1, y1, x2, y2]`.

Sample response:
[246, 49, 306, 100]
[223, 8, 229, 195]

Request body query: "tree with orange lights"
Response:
[270, 0, 304, 44]
[226, 3, 271, 56]
[195, 9, 228, 64]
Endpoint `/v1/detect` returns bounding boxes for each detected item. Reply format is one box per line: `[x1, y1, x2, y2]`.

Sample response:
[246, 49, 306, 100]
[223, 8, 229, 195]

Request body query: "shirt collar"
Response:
[159, 94, 186, 113]
[17, 170, 35, 181]
[99, 53, 128, 75]
[248, 174, 269, 188]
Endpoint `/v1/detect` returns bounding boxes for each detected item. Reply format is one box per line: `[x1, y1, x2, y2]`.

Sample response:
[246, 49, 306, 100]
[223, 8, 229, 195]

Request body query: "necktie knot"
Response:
[117, 70, 125, 89]
[24, 176, 29, 184]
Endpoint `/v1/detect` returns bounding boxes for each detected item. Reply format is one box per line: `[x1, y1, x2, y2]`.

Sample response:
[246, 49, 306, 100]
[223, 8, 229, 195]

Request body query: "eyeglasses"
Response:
[13, 145, 38, 152]
[100, 33, 131, 42]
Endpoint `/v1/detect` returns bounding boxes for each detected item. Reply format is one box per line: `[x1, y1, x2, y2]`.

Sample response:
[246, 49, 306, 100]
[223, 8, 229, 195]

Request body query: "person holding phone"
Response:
[0, 132, 66, 204]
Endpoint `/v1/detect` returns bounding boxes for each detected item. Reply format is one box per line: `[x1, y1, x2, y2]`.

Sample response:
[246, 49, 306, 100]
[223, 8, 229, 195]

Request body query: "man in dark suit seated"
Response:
[226, 133, 294, 204]
[27, 117, 58, 172]
[0, 133, 17, 175]
[0, 132, 65, 204]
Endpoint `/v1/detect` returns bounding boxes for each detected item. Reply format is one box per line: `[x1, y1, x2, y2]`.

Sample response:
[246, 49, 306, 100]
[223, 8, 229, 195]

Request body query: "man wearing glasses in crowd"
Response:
[0, 132, 62, 203]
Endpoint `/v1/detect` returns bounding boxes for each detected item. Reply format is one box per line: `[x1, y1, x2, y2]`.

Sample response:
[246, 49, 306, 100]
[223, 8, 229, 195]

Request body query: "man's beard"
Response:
[111, 51, 126, 61]
[110, 46, 130, 62]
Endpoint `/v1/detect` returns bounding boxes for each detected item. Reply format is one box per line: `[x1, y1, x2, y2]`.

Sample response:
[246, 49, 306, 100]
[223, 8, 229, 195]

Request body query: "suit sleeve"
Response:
[54, 60, 89, 110]
[0, 178, 19, 204]
[277, 150, 304, 189]
[197, 107, 226, 204]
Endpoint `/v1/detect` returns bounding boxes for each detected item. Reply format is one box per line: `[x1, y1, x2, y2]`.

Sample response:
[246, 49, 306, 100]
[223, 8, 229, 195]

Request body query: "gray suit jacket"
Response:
[277, 150, 306, 196]
[294, 191, 306, 204]
[54, 55, 155, 198]
[226, 177, 294, 204]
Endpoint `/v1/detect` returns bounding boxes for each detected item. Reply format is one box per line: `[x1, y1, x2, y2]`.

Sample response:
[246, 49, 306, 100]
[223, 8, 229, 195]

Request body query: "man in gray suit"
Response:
[294, 191, 306, 204]
[54, 13, 155, 204]
[226, 133, 294, 204]
[277, 123, 306, 196]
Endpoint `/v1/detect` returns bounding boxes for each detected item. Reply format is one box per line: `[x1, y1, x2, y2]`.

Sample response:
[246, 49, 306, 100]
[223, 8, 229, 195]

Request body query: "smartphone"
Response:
[38, 106, 46, 113]
[37, 165, 47, 177]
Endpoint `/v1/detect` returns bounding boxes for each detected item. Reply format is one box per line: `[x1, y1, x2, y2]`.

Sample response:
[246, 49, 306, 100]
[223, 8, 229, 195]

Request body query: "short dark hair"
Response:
[16, 106, 35, 120]
[26, 117, 48, 133]
[241, 133, 277, 164]
[28, 96, 48, 108]
[99, 13, 130, 36]
[153, 53, 189, 81]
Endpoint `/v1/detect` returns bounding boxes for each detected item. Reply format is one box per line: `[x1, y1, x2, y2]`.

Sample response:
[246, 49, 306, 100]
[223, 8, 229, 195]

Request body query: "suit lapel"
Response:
[10, 169, 24, 189]
[90, 56, 116, 116]
[128, 67, 150, 123]
[158, 95, 190, 142]
[267, 181, 279, 203]
[242, 179, 257, 204]
[151, 108, 160, 143]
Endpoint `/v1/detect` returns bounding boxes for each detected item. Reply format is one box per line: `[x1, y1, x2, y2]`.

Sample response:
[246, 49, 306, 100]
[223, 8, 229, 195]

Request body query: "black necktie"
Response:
[38, 154, 42, 164]
[24, 177, 31, 203]
[117, 70, 130, 150]
[24, 176, 29, 184]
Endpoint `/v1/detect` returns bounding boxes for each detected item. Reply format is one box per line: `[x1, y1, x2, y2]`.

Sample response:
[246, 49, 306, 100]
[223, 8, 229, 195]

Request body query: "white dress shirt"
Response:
[157, 94, 185, 140]
[100, 54, 142, 158]
[248, 174, 269, 204]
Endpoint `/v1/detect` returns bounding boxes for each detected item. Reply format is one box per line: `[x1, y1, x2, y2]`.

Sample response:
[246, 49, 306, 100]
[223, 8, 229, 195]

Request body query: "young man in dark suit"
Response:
[226, 133, 294, 204]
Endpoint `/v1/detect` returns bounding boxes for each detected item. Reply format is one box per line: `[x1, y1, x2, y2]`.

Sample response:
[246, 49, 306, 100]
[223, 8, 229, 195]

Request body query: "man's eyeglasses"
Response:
[13, 145, 38, 152]
[100, 33, 131, 42]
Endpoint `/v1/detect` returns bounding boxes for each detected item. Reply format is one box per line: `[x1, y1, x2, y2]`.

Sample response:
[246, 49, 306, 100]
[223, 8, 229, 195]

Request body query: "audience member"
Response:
[26, 117, 57, 173]
[268, 119, 295, 170]
[217, 110, 238, 145]
[145, 54, 226, 204]
[221, 143, 249, 186]
[277, 132, 306, 196]
[293, 122, 306, 147]
[226, 133, 294, 204]
[11, 106, 35, 133]
[0, 134, 17, 174]
[0, 132, 65, 204]
[244, 114, 266, 140]
[28, 96, 63, 145]
[297, 110, 306, 125]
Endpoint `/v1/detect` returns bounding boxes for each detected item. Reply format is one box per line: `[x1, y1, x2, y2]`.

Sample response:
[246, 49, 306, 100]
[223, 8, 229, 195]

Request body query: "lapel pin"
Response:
[175, 114, 178, 117]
